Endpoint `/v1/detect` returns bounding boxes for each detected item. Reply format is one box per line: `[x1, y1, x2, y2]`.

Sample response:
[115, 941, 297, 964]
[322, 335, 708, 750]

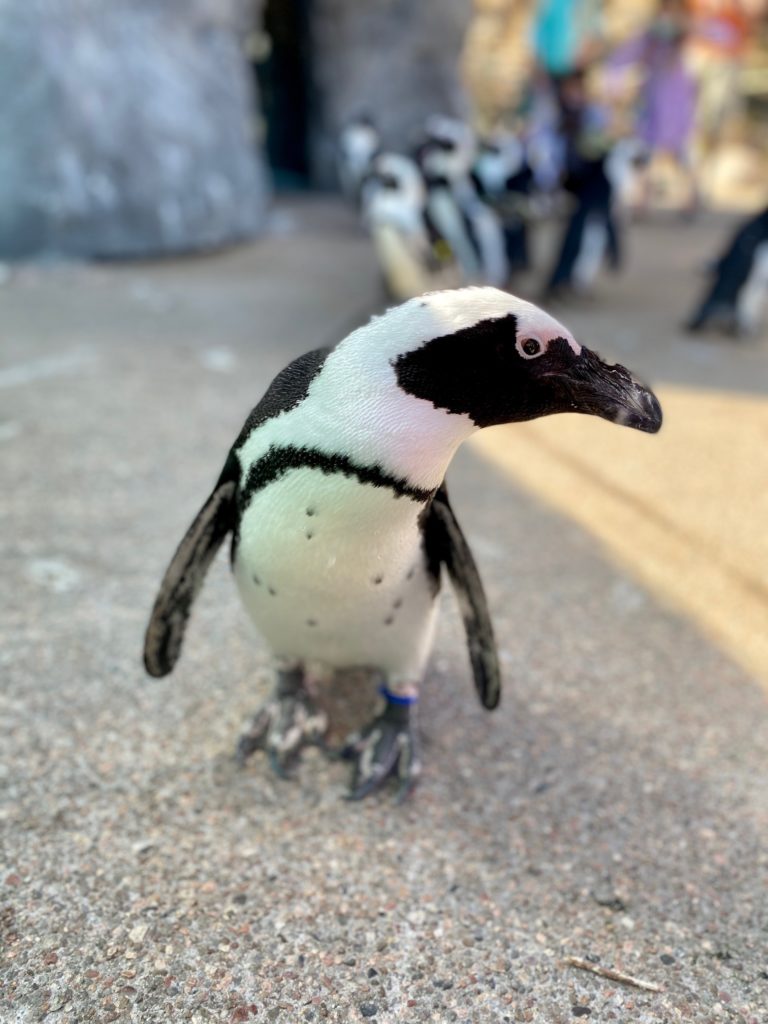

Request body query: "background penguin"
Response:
[144, 287, 662, 800]
[686, 206, 768, 336]
[542, 139, 645, 300]
[419, 116, 509, 288]
[473, 130, 535, 273]
[337, 114, 380, 205]
[362, 152, 460, 301]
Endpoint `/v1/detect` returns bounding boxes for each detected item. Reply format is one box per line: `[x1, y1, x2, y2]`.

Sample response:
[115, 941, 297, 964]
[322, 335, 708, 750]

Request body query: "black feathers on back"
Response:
[233, 347, 331, 453]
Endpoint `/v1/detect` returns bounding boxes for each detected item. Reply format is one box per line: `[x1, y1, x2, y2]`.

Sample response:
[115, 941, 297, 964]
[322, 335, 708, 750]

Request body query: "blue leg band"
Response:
[379, 685, 418, 706]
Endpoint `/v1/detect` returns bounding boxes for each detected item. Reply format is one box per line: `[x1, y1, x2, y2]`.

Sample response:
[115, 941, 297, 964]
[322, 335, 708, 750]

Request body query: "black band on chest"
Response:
[240, 445, 435, 509]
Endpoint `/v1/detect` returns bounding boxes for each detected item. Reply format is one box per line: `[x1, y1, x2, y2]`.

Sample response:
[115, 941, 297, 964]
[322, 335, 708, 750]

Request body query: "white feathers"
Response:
[234, 471, 438, 678]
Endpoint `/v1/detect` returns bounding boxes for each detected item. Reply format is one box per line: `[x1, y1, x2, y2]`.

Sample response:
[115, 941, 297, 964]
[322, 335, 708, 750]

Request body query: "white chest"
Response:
[232, 467, 439, 676]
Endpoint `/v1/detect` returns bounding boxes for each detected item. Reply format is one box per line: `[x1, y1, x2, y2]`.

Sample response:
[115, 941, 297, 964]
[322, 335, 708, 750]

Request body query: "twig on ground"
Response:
[562, 956, 664, 993]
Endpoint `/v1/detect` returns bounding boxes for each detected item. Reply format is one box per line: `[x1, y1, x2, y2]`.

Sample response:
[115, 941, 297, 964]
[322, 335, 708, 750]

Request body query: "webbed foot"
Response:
[236, 667, 328, 778]
[343, 690, 421, 802]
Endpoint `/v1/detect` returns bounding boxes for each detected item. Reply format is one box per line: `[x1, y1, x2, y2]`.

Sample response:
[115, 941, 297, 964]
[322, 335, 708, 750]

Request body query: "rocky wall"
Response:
[0, 0, 269, 259]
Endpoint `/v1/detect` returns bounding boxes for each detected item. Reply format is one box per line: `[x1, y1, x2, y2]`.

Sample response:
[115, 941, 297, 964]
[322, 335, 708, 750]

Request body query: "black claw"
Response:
[236, 669, 328, 779]
[235, 708, 271, 765]
[346, 696, 420, 801]
[268, 747, 295, 780]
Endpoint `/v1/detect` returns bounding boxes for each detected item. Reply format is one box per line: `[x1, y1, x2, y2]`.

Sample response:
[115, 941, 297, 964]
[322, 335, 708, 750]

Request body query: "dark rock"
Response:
[359, 1004, 378, 1018]
[572, 1007, 592, 1017]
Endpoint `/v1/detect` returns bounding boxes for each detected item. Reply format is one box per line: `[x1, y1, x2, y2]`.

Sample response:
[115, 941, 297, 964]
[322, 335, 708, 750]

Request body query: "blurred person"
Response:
[532, 0, 603, 78]
[609, 0, 699, 216]
[530, 0, 604, 177]
[542, 137, 648, 300]
[686, 205, 768, 334]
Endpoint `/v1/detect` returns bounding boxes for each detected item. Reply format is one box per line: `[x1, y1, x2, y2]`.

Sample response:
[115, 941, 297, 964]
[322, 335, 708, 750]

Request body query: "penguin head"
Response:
[420, 115, 476, 181]
[476, 132, 526, 189]
[388, 287, 662, 433]
[365, 153, 426, 205]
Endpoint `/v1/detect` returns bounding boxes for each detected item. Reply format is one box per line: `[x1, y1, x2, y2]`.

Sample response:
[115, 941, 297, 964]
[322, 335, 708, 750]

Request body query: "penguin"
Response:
[419, 117, 509, 288]
[686, 207, 768, 337]
[337, 115, 380, 205]
[542, 139, 646, 300]
[144, 287, 662, 800]
[361, 152, 461, 301]
[473, 132, 535, 273]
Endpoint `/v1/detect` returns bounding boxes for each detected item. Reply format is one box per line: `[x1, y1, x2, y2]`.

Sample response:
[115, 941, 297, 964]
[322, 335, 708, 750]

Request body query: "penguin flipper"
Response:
[427, 486, 501, 710]
[143, 468, 237, 678]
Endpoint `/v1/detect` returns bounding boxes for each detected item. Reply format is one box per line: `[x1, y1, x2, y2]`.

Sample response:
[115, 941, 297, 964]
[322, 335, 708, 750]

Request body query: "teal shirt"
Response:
[533, 0, 601, 74]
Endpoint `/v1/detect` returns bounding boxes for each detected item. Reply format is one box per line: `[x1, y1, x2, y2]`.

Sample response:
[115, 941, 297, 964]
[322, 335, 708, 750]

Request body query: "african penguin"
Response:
[419, 117, 509, 288]
[337, 115, 380, 205]
[686, 206, 768, 337]
[473, 132, 535, 273]
[362, 152, 461, 301]
[144, 288, 662, 800]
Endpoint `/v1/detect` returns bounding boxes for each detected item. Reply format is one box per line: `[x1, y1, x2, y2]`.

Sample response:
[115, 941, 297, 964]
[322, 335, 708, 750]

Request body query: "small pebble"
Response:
[572, 1007, 592, 1018]
[359, 1003, 378, 1018]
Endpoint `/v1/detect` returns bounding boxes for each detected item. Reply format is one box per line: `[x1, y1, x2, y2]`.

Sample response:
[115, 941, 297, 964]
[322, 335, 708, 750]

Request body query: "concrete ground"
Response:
[1, 198, 767, 1024]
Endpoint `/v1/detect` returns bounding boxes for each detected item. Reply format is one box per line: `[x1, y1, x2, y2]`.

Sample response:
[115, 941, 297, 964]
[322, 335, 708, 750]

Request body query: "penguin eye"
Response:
[518, 337, 545, 359]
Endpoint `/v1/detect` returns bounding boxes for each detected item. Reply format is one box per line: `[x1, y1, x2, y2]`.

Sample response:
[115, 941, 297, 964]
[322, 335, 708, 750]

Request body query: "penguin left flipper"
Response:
[426, 485, 501, 711]
[143, 460, 238, 679]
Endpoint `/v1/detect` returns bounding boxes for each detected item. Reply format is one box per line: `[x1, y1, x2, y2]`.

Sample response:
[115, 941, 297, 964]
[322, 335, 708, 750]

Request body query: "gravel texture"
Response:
[2, 200, 767, 1023]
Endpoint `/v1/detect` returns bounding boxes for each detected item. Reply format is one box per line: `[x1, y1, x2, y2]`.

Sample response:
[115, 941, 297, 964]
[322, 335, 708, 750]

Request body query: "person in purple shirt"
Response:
[610, 0, 699, 216]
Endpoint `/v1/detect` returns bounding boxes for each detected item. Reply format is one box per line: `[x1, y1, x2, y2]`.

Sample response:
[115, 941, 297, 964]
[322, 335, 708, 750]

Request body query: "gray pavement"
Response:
[2, 199, 767, 1023]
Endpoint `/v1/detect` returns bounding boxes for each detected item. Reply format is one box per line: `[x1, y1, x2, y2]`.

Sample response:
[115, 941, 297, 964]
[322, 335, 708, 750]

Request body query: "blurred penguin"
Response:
[362, 152, 460, 301]
[419, 115, 509, 288]
[686, 207, 768, 337]
[338, 115, 380, 204]
[473, 131, 535, 273]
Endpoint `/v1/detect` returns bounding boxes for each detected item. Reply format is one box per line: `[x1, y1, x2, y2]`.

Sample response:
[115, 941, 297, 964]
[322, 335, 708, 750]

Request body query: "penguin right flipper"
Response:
[143, 463, 238, 678]
[426, 486, 501, 710]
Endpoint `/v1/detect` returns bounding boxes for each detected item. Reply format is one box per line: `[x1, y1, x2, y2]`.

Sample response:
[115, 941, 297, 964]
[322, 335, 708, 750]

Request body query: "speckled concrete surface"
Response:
[2, 201, 767, 1023]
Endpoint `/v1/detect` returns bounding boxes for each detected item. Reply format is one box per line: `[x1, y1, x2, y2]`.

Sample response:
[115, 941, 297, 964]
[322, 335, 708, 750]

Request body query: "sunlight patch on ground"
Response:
[470, 384, 768, 690]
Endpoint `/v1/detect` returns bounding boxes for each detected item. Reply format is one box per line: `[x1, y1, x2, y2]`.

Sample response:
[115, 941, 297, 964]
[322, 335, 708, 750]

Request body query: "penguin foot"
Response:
[343, 691, 421, 802]
[236, 669, 328, 778]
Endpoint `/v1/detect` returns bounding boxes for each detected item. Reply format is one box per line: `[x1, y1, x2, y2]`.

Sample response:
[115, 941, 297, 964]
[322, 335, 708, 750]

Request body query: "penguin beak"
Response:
[548, 347, 663, 433]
